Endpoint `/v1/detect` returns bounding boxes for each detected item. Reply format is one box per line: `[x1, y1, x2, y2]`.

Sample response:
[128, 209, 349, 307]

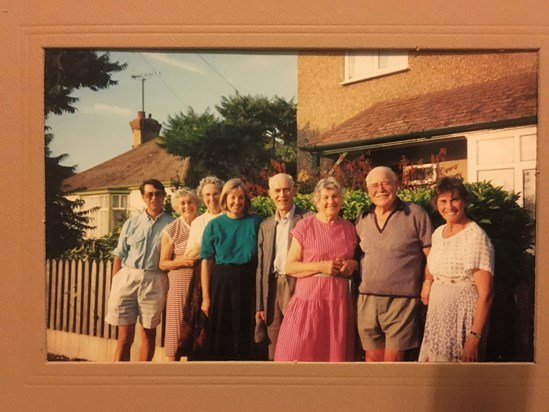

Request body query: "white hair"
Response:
[365, 166, 397, 186]
[268, 173, 294, 190]
[312, 176, 343, 205]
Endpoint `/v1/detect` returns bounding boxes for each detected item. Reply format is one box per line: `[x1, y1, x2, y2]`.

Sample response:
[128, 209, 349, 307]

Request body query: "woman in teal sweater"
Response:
[200, 178, 262, 360]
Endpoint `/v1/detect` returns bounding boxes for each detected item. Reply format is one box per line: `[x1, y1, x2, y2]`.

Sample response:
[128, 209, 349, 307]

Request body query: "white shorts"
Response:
[105, 267, 168, 329]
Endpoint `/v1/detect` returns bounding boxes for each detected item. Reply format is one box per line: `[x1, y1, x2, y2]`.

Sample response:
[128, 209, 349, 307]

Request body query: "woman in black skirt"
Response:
[199, 178, 262, 360]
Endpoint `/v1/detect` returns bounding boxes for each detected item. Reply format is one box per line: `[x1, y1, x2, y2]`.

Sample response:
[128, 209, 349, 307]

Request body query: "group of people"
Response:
[105, 166, 494, 363]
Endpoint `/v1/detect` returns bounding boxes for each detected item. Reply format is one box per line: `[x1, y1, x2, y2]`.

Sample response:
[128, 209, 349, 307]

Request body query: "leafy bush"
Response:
[251, 195, 277, 218]
[464, 181, 535, 361]
[466, 182, 534, 284]
[60, 226, 121, 261]
[293, 193, 315, 213]
[340, 190, 370, 221]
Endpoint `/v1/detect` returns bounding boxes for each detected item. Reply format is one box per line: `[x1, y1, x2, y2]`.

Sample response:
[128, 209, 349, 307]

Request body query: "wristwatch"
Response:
[469, 330, 482, 339]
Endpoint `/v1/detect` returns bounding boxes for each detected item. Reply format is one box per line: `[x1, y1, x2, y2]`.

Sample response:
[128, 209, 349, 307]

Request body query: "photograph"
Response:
[3, 0, 549, 411]
[45, 49, 537, 365]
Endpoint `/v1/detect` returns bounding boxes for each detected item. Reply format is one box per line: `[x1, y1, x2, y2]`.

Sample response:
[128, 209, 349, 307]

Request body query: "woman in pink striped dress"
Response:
[159, 188, 199, 361]
[274, 177, 358, 362]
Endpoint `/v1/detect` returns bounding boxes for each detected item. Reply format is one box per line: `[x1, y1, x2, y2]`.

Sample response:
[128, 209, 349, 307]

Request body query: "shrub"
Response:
[464, 181, 535, 361]
[60, 226, 121, 261]
[251, 195, 276, 219]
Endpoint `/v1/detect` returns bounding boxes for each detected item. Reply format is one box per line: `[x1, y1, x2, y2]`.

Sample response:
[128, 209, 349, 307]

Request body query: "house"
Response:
[296, 50, 537, 212]
[63, 111, 189, 238]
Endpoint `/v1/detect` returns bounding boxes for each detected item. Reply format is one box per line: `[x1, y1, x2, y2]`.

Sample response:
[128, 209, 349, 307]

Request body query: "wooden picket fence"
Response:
[46, 259, 166, 346]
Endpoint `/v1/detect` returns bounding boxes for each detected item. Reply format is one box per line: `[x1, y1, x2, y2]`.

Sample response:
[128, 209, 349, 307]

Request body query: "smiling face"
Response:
[142, 184, 165, 216]
[436, 191, 467, 225]
[315, 188, 342, 219]
[226, 188, 246, 218]
[176, 194, 198, 222]
[366, 168, 397, 211]
[201, 182, 221, 214]
[268, 175, 295, 215]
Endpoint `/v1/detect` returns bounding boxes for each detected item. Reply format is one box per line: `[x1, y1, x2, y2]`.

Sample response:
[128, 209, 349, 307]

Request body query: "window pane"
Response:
[345, 51, 407, 82]
[378, 53, 390, 69]
[520, 134, 536, 161]
[347, 53, 374, 80]
[477, 137, 514, 164]
[478, 168, 514, 193]
[112, 210, 127, 230]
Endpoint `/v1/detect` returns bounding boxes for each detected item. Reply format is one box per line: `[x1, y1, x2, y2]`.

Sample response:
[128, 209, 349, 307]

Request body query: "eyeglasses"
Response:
[367, 181, 393, 192]
[144, 191, 165, 199]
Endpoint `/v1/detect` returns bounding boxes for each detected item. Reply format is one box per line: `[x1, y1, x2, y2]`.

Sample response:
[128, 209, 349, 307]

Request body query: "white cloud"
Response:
[142, 53, 204, 74]
[85, 103, 134, 117]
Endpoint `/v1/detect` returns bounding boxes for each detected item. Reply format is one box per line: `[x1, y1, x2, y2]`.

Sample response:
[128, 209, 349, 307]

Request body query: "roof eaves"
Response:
[300, 116, 537, 154]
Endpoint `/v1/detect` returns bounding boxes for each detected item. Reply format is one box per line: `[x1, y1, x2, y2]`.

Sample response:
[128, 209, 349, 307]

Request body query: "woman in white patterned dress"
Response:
[419, 177, 494, 362]
[159, 187, 200, 361]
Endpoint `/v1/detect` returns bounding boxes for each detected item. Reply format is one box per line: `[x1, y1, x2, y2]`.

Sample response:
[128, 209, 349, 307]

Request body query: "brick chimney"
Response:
[129, 111, 161, 148]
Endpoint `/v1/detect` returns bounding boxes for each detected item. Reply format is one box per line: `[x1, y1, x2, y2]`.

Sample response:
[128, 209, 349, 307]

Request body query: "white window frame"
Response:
[111, 193, 129, 232]
[343, 50, 408, 84]
[83, 194, 109, 238]
[403, 163, 438, 186]
[77, 192, 129, 238]
[466, 125, 537, 207]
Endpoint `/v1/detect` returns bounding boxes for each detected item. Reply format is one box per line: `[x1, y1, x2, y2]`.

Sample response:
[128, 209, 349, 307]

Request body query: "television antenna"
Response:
[131, 71, 160, 113]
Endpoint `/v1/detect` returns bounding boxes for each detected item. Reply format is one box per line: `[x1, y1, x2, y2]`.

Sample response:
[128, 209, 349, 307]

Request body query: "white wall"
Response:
[47, 329, 169, 362]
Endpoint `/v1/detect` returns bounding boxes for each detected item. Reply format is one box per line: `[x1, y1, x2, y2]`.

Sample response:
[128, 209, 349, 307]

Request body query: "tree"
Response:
[45, 49, 127, 116]
[45, 50, 127, 258]
[160, 93, 297, 187]
[45, 130, 96, 258]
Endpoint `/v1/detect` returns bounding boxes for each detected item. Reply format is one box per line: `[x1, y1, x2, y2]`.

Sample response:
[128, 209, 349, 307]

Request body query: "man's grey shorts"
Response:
[105, 267, 168, 329]
[356, 294, 421, 351]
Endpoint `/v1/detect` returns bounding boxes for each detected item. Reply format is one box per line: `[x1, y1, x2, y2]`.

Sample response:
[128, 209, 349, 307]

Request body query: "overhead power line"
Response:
[196, 53, 239, 93]
[138, 53, 186, 108]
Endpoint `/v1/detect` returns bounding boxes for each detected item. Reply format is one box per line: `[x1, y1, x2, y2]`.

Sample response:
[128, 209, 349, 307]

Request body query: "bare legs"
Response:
[113, 324, 157, 361]
[114, 324, 135, 361]
[139, 327, 156, 361]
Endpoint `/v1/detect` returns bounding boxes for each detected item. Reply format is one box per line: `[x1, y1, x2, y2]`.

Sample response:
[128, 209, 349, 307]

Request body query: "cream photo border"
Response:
[1, 0, 548, 410]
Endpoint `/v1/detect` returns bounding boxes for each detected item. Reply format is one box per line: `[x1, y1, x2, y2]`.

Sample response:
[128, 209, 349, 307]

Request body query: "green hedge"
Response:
[254, 181, 535, 288]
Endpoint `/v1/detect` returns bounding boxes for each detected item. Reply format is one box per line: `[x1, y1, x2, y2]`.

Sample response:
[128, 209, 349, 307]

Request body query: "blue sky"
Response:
[47, 51, 297, 172]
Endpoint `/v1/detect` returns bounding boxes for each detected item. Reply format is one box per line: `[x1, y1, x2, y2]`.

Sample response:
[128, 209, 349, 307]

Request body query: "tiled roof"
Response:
[308, 72, 537, 148]
[63, 137, 189, 192]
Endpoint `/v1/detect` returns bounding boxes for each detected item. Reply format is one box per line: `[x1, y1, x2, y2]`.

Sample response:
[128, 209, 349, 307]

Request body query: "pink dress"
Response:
[274, 215, 358, 362]
[164, 218, 193, 358]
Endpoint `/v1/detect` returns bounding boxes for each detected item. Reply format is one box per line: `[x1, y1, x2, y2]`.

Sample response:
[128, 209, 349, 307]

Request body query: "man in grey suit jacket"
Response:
[255, 173, 309, 360]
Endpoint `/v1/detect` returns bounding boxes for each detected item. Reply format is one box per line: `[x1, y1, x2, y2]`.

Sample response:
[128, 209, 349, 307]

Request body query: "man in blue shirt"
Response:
[105, 179, 174, 361]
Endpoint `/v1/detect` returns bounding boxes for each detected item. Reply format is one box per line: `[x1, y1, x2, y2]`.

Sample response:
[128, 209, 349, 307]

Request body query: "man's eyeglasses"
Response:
[367, 181, 393, 192]
[144, 191, 165, 199]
